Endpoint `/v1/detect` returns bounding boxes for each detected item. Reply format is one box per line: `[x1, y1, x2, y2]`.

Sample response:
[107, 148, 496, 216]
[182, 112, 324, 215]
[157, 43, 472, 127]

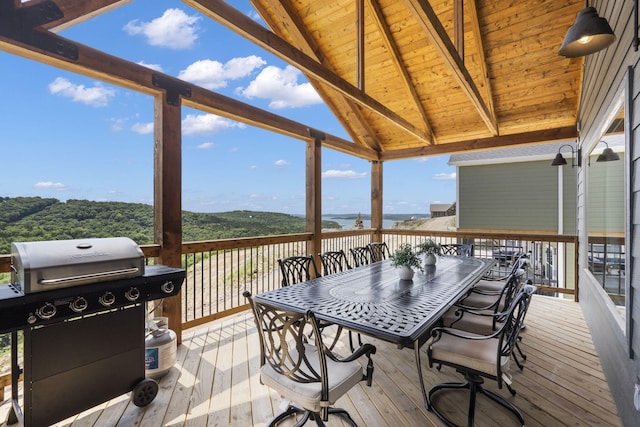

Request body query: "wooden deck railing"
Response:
[0, 229, 577, 396]
[0, 229, 578, 331]
[173, 229, 577, 329]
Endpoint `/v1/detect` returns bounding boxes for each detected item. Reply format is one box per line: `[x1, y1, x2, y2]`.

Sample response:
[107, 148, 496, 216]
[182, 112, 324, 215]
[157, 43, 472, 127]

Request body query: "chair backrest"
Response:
[439, 243, 474, 256]
[350, 246, 373, 267]
[498, 270, 526, 313]
[278, 255, 320, 287]
[509, 251, 531, 275]
[497, 286, 534, 368]
[243, 291, 326, 385]
[367, 242, 390, 262]
[319, 250, 352, 275]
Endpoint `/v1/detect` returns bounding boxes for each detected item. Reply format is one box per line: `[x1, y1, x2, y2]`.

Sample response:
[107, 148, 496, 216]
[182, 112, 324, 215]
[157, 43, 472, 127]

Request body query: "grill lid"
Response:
[11, 237, 145, 293]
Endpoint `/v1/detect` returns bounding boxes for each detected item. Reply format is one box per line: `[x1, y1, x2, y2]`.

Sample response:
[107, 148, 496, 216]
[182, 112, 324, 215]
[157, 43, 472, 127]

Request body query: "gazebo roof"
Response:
[191, 0, 584, 160]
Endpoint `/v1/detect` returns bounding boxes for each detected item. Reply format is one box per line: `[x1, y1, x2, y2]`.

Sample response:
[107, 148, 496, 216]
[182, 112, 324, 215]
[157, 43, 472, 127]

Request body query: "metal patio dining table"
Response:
[253, 255, 495, 410]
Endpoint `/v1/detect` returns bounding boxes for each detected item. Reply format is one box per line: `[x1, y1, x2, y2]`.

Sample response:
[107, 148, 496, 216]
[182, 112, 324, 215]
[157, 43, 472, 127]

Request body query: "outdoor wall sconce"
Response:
[551, 144, 582, 167]
[596, 141, 620, 162]
[558, 1, 616, 57]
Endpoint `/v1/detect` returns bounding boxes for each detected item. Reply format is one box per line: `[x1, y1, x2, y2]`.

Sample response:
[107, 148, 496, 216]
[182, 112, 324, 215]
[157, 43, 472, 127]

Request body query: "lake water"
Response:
[323, 216, 397, 229]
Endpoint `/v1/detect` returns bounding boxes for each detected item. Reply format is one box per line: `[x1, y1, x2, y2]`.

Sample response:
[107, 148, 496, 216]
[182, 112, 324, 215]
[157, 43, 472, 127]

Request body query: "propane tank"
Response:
[145, 317, 177, 379]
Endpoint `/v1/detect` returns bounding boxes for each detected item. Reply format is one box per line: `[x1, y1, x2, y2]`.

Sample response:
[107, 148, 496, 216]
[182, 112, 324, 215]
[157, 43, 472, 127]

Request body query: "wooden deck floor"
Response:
[1, 295, 621, 426]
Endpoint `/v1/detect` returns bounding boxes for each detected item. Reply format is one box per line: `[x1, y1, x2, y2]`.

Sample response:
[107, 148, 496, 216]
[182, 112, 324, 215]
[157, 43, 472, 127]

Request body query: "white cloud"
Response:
[197, 142, 215, 149]
[182, 113, 244, 136]
[48, 77, 115, 107]
[239, 65, 322, 108]
[322, 170, 367, 179]
[433, 172, 456, 180]
[274, 159, 290, 166]
[137, 61, 163, 72]
[123, 9, 200, 50]
[35, 181, 65, 190]
[179, 56, 265, 90]
[131, 122, 154, 134]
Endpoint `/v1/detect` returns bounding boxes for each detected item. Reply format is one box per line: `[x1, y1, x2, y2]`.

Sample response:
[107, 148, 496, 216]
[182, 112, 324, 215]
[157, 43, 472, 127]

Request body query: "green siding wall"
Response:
[587, 153, 625, 233]
[459, 160, 576, 232]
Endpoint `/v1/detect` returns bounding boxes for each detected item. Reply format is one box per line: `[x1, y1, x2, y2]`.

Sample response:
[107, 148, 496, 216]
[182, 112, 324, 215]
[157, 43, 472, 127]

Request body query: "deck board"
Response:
[0, 295, 622, 426]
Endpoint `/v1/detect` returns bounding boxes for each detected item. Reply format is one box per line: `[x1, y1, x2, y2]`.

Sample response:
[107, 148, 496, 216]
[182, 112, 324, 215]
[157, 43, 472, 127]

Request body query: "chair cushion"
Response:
[260, 343, 363, 412]
[429, 330, 510, 378]
[473, 279, 505, 292]
[441, 308, 497, 335]
[459, 292, 505, 309]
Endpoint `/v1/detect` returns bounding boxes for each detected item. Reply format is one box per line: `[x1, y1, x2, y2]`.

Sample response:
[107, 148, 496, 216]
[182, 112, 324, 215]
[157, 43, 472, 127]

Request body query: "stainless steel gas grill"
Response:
[0, 238, 185, 427]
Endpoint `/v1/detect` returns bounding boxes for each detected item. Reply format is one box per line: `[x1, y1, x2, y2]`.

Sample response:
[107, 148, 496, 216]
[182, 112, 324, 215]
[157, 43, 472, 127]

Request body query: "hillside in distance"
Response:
[0, 197, 341, 254]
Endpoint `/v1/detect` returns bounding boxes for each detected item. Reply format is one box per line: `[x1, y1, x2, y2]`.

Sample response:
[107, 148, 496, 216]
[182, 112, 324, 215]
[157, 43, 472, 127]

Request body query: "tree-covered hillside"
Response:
[0, 197, 340, 253]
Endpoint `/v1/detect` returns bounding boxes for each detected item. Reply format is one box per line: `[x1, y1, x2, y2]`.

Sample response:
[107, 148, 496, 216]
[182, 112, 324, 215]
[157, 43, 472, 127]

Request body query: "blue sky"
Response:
[0, 0, 456, 215]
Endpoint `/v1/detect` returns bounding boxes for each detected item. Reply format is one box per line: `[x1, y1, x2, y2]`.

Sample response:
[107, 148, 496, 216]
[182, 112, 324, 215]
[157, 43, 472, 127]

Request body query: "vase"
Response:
[424, 253, 437, 267]
[398, 265, 415, 280]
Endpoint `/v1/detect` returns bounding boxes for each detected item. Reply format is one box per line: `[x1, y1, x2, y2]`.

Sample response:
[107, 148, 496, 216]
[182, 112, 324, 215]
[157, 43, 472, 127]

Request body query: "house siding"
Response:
[458, 160, 572, 232]
[576, 1, 638, 425]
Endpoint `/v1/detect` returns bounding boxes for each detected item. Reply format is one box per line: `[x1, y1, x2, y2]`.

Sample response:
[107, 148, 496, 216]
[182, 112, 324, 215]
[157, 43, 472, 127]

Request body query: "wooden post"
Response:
[371, 160, 383, 242]
[307, 131, 323, 275]
[153, 93, 183, 343]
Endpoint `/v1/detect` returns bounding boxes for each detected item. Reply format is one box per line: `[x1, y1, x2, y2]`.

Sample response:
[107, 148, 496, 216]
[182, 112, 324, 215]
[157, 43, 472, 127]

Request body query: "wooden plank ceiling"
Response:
[190, 0, 584, 159]
[1, 0, 584, 161]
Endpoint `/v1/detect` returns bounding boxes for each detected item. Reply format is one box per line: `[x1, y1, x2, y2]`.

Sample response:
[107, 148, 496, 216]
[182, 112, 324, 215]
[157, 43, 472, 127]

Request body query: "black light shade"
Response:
[558, 6, 616, 58]
[551, 144, 581, 167]
[596, 147, 620, 162]
[551, 152, 568, 166]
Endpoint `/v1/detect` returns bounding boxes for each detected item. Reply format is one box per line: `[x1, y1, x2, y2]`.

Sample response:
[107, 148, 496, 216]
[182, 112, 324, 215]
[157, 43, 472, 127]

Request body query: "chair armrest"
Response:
[325, 343, 377, 386]
[325, 343, 376, 363]
[431, 325, 501, 343]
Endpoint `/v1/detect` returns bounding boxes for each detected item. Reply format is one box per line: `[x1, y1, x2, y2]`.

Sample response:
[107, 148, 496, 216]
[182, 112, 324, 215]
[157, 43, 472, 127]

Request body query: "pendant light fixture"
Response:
[558, 1, 616, 58]
[596, 141, 620, 162]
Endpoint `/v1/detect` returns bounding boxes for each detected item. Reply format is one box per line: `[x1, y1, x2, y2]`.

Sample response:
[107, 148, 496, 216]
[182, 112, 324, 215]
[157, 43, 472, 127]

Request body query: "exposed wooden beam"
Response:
[186, 0, 432, 145]
[367, 0, 434, 143]
[403, 0, 498, 135]
[154, 93, 183, 342]
[185, 87, 378, 159]
[15, 0, 134, 31]
[379, 126, 577, 160]
[469, 0, 496, 128]
[454, 0, 464, 58]
[249, 0, 383, 151]
[357, 0, 365, 91]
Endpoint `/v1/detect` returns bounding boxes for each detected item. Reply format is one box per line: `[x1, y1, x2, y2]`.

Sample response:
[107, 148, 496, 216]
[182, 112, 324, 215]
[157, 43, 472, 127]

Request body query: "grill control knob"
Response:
[125, 287, 140, 301]
[36, 302, 56, 320]
[27, 314, 37, 324]
[70, 296, 88, 313]
[161, 280, 174, 294]
[99, 291, 116, 306]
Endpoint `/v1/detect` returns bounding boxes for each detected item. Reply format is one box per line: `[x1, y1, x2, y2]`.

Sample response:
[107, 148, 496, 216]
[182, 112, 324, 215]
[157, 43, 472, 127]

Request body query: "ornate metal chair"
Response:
[456, 267, 525, 311]
[319, 250, 363, 351]
[439, 243, 474, 257]
[367, 242, 391, 262]
[319, 250, 352, 275]
[278, 255, 320, 287]
[442, 281, 535, 370]
[349, 246, 373, 267]
[478, 251, 530, 291]
[244, 291, 376, 427]
[427, 287, 533, 427]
